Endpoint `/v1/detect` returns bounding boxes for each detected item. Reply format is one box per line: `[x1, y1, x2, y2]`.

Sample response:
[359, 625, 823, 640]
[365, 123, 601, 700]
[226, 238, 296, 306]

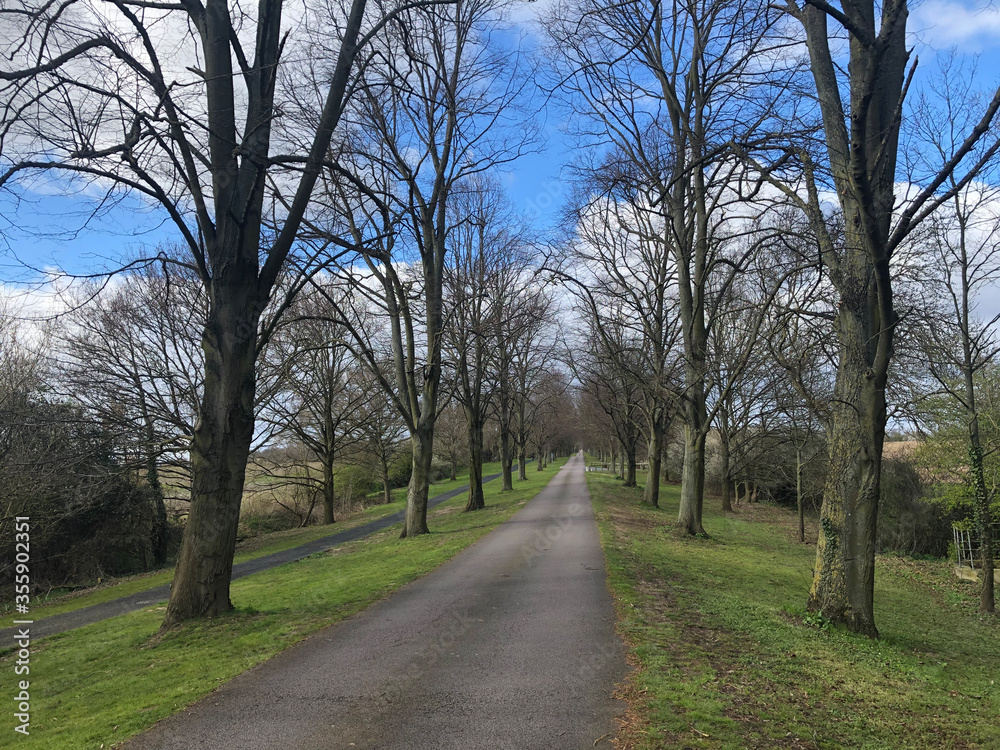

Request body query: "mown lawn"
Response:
[587, 471, 1000, 750]
[0, 459, 563, 750]
[1, 462, 507, 626]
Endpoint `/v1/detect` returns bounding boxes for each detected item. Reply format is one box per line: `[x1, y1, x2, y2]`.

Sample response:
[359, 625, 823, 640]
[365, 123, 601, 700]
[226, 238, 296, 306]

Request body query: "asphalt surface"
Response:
[0, 473, 502, 642]
[123, 453, 625, 749]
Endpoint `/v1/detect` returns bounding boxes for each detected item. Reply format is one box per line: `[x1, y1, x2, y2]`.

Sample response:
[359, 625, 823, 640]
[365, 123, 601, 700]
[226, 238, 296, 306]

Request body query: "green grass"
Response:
[0, 458, 564, 750]
[587, 471, 1000, 750]
[1, 462, 507, 627]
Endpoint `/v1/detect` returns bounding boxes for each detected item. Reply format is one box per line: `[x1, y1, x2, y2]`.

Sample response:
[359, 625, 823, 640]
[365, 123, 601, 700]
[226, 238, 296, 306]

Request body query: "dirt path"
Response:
[1, 474, 501, 643]
[123, 454, 625, 749]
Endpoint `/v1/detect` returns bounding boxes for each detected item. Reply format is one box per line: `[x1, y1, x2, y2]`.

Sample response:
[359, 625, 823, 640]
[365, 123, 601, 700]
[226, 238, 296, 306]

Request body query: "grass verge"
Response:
[587, 471, 1000, 750]
[0, 458, 563, 749]
[1, 462, 506, 626]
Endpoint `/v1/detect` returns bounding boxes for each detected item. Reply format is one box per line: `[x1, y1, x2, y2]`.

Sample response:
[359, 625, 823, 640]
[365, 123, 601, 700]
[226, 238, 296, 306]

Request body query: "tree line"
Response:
[542, 0, 1000, 637]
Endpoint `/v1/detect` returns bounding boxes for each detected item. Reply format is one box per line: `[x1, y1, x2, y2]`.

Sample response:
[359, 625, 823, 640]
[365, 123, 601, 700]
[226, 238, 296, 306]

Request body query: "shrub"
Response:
[335, 464, 377, 506]
[0, 399, 171, 593]
[877, 458, 954, 557]
[387, 451, 412, 489]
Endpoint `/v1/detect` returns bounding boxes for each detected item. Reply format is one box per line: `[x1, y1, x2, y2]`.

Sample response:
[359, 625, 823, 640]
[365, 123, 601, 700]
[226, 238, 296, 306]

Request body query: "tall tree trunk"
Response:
[807, 306, 885, 638]
[536, 443, 544, 472]
[962, 275, 994, 612]
[518, 439, 527, 481]
[797, 0, 908, 638]
[644, 418, 664, 507]
[499, 415, 514, 491]
[675, 258, 709, 532]
[322, 458, 336, 525]
[797, 446, 805, 543]
[163, 296, 258, 627]
[678, 424, 707, 534]
[465, 414, 485, 512]
[381, 459, 392, 504]
[139, 391, 169, 564]
[969, 422, 995, 612]
[402, 425, 434, 538]
[720, 432, 733, 513]
[623, 441, 637, 487]
[677, 387, 708, 533]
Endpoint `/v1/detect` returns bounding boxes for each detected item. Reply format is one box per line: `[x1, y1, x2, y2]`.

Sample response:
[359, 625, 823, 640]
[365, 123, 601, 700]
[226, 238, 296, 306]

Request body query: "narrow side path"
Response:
[124, 453, 624, 750]
[1, 473, 501, 642]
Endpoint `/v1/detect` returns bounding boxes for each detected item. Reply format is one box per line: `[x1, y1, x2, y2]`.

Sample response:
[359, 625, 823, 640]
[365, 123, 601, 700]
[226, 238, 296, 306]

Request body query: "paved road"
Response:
[124, 453, 625, 749]
[0, 474, 502, 643]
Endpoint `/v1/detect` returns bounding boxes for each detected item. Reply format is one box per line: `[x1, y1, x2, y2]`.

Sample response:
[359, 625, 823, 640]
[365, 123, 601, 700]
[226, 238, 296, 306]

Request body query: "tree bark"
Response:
[969, 421, 995, 612]
[402, 426, 433, 538]
[807, 305, 885, 638]
[677, 424, 707, 534]
[720, 431, 733, 513]
[798, 0, 909, 638]
[465, 413, 485, 512]
[499, 413, 514, 491]
[163, 294, 259, 626]
[623, 440, 637, 487]
[643, 418, 664, 507]
[322, 458, 336, 525]
[797, 446, 805, 543]
[677, 386, 708, 533]
[381, 460, 392, 504]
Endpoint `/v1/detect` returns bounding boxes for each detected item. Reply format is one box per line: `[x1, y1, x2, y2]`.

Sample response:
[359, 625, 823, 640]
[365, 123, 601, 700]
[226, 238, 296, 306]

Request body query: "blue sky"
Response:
[3, 0, 1000, 281]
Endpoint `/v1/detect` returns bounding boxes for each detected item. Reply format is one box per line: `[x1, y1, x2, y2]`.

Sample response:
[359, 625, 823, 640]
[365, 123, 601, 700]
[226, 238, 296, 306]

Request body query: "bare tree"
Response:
[55, 262, 207, 562]
[0, 0, 416, 625]
[560, 175, 682, 506]
[917, 182, 1000, 612]
[318, 0, 533, 536]
[545, 0, 796, 532]
[57, 262, 204, 501]
[256, 286, 368, 525]
[572, 309, 646, 487]
[434, 402, 467, 482]
[528, 370, 573, 470]
[355, 368, 409, 504]
[709, 285, 784, 513]
[444, 180, 521, 510]
[509, 292, 561, 481]
[0, 304, 168, 588]
[754, 0, 1000, 636]
[490, 266, 551, 488]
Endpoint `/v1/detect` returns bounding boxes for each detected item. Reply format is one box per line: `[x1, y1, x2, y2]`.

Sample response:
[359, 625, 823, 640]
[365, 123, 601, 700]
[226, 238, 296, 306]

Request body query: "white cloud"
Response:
[910, 0, 1000, 49]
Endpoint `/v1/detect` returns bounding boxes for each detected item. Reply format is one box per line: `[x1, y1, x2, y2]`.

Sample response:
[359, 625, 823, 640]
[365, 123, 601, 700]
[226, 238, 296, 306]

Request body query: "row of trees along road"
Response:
[4, 0, 1000, 639]
[545, 0, 1000, 638]
[0, 0, 568, 627]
